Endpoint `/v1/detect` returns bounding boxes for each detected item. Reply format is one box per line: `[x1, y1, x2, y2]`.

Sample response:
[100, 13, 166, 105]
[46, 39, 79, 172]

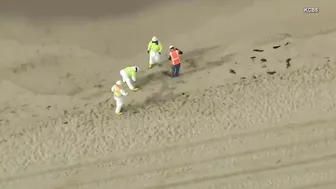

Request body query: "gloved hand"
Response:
[147, 50, 150, 54]
[159, 52, 161, 55]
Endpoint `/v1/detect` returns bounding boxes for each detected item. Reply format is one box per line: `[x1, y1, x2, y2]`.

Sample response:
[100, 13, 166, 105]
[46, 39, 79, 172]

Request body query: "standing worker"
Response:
[147, 36, 163, 69]
[120, 66, 140, 91]
[168, 45, 183, 77]
[111, 80, 128, 115]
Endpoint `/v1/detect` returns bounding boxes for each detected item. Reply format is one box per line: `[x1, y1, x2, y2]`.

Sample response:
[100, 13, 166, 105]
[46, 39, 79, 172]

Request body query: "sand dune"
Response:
[1, 0, 336, 188]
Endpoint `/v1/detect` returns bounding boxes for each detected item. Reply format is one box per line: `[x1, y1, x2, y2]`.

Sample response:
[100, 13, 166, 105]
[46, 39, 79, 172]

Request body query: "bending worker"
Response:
[168, 45, 183, 77]
[120, 66, 140, 91]
[111, 80, 128, 115]
[147, 36, 162, 69]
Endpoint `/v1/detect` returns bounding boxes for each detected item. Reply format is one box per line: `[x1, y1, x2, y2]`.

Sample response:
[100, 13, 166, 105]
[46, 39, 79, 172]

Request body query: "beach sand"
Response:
[1, 0, 336, 188]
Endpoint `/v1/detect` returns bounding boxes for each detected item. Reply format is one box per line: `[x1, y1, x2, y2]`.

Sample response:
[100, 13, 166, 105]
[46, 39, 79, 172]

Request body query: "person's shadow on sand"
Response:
[136, 45, 220, 88]
[123, 45, 222, 113]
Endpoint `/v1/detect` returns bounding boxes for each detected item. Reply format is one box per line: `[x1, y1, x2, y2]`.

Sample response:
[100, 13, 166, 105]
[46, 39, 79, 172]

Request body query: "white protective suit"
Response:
[148, 36, 162, 68]
[120, 69, 136, 90]
[149, 51, 161, 65]
[111, 84, 128, 114]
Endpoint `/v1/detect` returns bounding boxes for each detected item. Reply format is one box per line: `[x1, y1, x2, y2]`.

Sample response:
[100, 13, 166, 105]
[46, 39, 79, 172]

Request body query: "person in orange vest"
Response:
[168, 45, 183, 77]
[111, 80, 128, 115]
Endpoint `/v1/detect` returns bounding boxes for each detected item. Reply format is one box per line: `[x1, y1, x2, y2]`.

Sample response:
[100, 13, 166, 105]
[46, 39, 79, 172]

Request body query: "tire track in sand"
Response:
[143, 154, 336, 189]
[54, 136, 336, 189]
[186, 157, 336, 189]
[1, 118, 336, 189]
[293, 180, 336, 189]
[1, 117, 334, 182]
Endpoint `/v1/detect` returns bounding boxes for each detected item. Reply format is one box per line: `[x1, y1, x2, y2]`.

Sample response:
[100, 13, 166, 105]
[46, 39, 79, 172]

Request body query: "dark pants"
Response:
[171, 63, 181, 77]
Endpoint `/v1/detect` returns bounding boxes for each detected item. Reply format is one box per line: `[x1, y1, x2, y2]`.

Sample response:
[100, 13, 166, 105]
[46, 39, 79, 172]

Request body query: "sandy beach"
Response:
[1, 0, 336, 188]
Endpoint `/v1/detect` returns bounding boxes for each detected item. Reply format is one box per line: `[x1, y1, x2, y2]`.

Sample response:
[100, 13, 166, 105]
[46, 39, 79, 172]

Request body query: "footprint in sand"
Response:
[286, 58, 291, 68]
[267, 71, 276, 75]
[273, 45, 281, 49]
[261, 58, 267, 62]
[253, 49, 264, 52]
[229, 69, 236, 74]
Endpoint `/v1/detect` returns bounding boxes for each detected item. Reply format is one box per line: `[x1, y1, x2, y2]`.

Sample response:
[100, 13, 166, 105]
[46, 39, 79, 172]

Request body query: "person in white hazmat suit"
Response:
[111, 80, 128, 115]
[120, 66, 139, 91]
[147, 36, 162, 69]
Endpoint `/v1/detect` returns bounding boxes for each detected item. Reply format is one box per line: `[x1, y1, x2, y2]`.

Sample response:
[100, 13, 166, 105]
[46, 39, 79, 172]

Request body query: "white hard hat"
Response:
[133, 66, 139, 72]
[152, 36, 158, 41]
[169, 45, 174, 49]
[116, 80, 122, 85]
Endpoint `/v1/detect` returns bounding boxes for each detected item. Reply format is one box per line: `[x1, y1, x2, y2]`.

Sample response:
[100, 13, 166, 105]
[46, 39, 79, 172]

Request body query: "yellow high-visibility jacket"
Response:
[147, 41, 162, 53]
[123, 67, 137, 81]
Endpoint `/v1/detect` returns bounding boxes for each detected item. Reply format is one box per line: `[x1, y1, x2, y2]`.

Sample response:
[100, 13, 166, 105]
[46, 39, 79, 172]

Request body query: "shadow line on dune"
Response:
[0, 0, 168, 18]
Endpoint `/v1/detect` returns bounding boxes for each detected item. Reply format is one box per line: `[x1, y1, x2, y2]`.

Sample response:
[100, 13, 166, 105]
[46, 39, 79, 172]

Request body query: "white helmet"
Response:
[152, 36, 158, 42]
[133, 66, 139, 72]
[116, 80, 122, 85]
[169, 45, 174, 49]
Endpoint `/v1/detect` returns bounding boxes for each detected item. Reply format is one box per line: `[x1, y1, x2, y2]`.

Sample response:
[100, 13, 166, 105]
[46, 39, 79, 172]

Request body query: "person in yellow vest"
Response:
[119, 66, 139, 91]
[111, 80, 128, 115]
[147, 36, 163, 69]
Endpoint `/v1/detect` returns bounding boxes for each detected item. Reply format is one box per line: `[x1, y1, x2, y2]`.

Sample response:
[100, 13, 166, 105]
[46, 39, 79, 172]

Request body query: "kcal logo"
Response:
[304, 7, 319, 13]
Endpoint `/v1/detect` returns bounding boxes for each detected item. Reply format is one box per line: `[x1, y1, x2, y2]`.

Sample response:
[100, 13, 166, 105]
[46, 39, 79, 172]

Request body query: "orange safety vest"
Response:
[113, 85, 122, 97]
[170, 50, 180, 65]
